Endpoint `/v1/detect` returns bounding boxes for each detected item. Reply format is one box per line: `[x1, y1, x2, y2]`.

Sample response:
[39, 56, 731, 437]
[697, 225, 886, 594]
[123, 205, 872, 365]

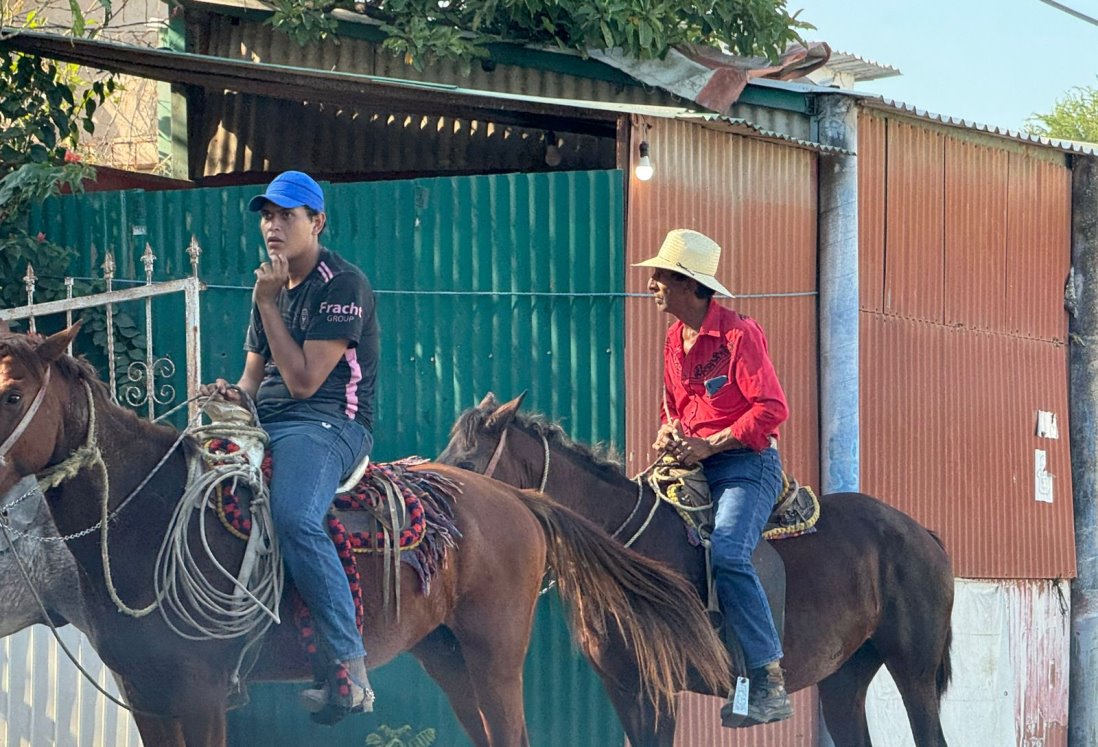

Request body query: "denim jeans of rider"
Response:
[266, 417, 372, 664]
[704, 446, 784, 671]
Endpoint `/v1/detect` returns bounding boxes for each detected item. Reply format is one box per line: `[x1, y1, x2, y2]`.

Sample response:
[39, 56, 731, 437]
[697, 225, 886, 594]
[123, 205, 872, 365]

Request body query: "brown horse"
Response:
[439, 393, 956, 747]
[0, 326, 730, 747]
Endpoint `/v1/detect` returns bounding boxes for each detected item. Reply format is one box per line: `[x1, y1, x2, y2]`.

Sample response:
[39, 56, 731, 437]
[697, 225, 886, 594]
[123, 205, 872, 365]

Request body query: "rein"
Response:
[486, 422, 655, 547]
[610, 478, 660, 548]
[484, 426, 549, 493]
[0, 367, 51, 468]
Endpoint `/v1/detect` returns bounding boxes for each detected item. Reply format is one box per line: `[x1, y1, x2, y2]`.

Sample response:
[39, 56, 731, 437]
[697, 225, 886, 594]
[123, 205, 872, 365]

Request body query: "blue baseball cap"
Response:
[248, 171, 325, 212]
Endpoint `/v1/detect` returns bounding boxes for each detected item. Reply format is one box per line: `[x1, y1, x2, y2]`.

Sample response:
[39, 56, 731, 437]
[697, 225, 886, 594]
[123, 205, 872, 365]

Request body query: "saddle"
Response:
[642, 455, 821, 676]
[198, 399, 461, 721]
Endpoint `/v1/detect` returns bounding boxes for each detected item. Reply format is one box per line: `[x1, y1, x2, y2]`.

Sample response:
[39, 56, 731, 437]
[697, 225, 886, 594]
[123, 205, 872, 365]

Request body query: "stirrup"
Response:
[299, 681, 375, 714]
[337, 455, 371, 493]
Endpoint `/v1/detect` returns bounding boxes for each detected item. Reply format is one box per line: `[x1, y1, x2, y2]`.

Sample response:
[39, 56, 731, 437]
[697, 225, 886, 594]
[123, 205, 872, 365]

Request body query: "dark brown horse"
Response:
[439, 393, 956, 747]
[0, 327, 730, 747]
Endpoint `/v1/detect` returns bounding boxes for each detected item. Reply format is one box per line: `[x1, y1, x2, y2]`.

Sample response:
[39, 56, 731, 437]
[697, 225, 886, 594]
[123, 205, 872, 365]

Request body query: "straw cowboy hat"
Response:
[633, 229, 734, 298]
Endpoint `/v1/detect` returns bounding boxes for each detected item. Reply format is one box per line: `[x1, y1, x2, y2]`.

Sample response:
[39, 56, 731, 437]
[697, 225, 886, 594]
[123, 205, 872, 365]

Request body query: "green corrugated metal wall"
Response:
[29, 170, 625, 746]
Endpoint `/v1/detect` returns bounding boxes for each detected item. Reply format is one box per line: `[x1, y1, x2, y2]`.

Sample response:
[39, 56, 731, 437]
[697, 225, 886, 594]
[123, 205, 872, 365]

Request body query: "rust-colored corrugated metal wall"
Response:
[671, 690, 818, 746]
[858, 109, 1074, 579]
[624, 118, 819, 485]
[624, 117, 820, 745]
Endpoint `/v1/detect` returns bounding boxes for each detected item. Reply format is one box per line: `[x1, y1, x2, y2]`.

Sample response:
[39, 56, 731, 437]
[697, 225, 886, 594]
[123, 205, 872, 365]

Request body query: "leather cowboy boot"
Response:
[720, 661, 793, 728]
[300, 657, 375, 715]
[743, 661, 793, 726]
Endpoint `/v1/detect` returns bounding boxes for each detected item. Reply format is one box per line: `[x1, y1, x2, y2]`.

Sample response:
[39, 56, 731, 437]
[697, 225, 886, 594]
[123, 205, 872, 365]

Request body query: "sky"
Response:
[794, 0, 1098, 133]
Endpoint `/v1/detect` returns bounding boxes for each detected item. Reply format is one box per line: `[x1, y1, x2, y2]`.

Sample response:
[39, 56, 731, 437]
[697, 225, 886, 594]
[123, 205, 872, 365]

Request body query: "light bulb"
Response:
[544, 131, 562, 167]
[634, 141, 653, 181]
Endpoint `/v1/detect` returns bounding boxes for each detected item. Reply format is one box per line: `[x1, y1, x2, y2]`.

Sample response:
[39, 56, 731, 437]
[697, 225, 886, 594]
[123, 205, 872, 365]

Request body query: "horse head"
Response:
[0, 324, 82, 496]
[438, 391, 526, 476]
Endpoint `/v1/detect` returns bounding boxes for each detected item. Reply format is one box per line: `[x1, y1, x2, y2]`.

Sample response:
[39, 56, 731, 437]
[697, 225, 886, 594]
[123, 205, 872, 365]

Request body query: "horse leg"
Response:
[179, 708, 227, 747]
[601, 680, 675, 747]
[450, 607, 534, 747]
[411, 628, 491, 747]
[587, 631, 676, 747]
[133, 714, 185, 747]
[817, 643, 882, 747]
[884, 659, 948, 746]
[871, 591, 952, 746]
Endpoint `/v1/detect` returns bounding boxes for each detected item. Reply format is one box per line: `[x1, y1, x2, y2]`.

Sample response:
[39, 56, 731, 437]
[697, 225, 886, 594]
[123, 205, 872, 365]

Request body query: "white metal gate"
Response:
[0, 239, 206, 747]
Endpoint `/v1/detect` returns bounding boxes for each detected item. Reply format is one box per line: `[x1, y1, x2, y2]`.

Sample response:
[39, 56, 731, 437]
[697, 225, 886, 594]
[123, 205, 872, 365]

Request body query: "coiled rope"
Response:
[153, 419, 283, 642]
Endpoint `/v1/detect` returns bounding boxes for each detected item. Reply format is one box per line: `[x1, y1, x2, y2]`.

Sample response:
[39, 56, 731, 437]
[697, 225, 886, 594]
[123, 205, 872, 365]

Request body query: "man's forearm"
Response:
[256, 301, 309, 391]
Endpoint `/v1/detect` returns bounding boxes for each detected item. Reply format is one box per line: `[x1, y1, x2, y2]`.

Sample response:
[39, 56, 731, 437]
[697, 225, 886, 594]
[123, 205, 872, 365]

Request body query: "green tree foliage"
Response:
[0, 43, 106, 309]
[269, 0, 810, 69]
[1024, 80, 1098, 144]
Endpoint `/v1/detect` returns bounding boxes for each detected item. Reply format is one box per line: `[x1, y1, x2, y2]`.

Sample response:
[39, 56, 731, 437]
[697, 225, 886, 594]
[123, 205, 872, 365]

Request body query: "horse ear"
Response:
[485, 391, 526, 432]
[477, 392, 498, 410]
[37, 322, 81, 364]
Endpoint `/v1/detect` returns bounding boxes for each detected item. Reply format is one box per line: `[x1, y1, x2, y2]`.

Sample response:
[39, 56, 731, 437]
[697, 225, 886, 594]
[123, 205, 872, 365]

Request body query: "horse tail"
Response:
[937, 620, 953, 697]
[926, 528, 954, 698]
[512, 488, 731, 712]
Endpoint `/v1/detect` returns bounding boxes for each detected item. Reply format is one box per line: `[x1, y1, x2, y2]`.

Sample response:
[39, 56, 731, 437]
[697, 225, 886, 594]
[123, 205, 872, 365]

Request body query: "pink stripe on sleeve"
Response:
[343, 348, 361, 419]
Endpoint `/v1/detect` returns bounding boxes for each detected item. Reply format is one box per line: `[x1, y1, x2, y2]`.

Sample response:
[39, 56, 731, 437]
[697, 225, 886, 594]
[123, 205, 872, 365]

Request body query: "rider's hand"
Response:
[198, 378, 242, 402]
[253, 254, 289, 306]
[652, 420, 683, 452]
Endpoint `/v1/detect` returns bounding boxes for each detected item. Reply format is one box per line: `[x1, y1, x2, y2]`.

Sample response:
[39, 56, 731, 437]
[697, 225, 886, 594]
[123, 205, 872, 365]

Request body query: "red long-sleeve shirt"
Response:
[661, 302, 788, 452]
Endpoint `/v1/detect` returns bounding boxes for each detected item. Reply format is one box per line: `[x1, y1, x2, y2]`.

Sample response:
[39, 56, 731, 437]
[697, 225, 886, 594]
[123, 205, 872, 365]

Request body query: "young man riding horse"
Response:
[635, 228, 792, 728]
[201, 171, 378, 717]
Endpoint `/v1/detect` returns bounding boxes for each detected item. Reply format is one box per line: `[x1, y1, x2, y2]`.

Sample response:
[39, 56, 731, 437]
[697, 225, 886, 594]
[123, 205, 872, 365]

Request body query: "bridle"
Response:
[0, 366, 51, 469]
[481, 420, 657, 548]
[482, 425, 551, 493]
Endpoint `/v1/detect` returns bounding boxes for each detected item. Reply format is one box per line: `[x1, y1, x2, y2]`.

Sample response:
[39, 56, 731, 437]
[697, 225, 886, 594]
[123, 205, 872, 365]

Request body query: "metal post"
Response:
[817, 94, 861, 495]
[64, 276, 74, 354]
[103, 252, 117, 403]
[815, 93, 861, 747]
[142, 243, 156, 419]
[23, 264, 36, 334]
[1070, 155, 1098, 746]
[185, 236, 203, 420]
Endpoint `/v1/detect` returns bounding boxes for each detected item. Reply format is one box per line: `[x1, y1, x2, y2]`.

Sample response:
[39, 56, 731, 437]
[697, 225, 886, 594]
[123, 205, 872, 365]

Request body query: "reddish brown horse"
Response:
[0, 327, 730, 747]
[439, 393, 956, 747]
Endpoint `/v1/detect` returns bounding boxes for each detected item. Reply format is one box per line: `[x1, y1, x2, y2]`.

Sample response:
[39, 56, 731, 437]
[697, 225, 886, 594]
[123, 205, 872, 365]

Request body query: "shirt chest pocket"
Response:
[704, 374, 728, 397]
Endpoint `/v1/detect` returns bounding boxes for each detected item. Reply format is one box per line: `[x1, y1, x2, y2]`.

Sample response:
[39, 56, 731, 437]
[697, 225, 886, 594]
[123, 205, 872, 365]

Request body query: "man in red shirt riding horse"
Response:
[635, 228, 793, 728]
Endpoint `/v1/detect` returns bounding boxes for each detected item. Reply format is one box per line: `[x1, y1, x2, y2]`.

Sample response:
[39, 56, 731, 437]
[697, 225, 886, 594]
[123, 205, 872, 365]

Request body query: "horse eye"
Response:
[5, 393, 20, 405]
[457, 461, 476, 471]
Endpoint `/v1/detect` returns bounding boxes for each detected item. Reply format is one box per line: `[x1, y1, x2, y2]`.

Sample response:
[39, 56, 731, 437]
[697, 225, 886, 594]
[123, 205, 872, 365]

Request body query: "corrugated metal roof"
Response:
[861, 97, 1098, 156]
[0, 28, 620, 138]
[819, 50, 901, 81]
[1, 28, 847, 159]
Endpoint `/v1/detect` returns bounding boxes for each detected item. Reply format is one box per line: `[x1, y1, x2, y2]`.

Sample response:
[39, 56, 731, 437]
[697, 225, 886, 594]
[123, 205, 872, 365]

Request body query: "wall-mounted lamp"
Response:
[544, 131, 562, 167]
[634, 140, 653, 181]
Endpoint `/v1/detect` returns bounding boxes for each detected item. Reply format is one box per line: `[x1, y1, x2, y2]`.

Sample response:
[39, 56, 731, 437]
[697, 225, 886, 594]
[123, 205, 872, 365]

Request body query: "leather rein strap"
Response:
[483, 426, 549, 493]
[0, 366, 51, 468]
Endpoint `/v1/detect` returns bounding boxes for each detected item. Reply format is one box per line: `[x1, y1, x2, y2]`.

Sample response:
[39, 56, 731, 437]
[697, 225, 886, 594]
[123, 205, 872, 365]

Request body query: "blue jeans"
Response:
[266, 417, 372, 664]
[703, 446, 784, 671]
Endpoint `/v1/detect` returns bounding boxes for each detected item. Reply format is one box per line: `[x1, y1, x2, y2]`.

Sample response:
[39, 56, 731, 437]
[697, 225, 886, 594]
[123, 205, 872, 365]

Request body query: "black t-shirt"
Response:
[244, 248, 378, 429]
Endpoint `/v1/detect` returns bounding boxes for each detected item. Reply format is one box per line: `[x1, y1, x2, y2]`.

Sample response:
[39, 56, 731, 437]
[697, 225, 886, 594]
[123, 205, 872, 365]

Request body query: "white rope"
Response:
[152, 420, 282, 641]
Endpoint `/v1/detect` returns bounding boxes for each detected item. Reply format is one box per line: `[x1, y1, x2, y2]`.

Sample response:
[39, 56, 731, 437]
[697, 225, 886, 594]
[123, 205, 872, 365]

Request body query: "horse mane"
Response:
[462, 404, 630, 484]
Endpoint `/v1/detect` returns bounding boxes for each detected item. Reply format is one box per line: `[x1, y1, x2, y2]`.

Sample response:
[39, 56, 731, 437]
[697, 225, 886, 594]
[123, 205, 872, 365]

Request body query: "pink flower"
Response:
[36, 232, 46, 243]
[64, 150, 81, 163]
